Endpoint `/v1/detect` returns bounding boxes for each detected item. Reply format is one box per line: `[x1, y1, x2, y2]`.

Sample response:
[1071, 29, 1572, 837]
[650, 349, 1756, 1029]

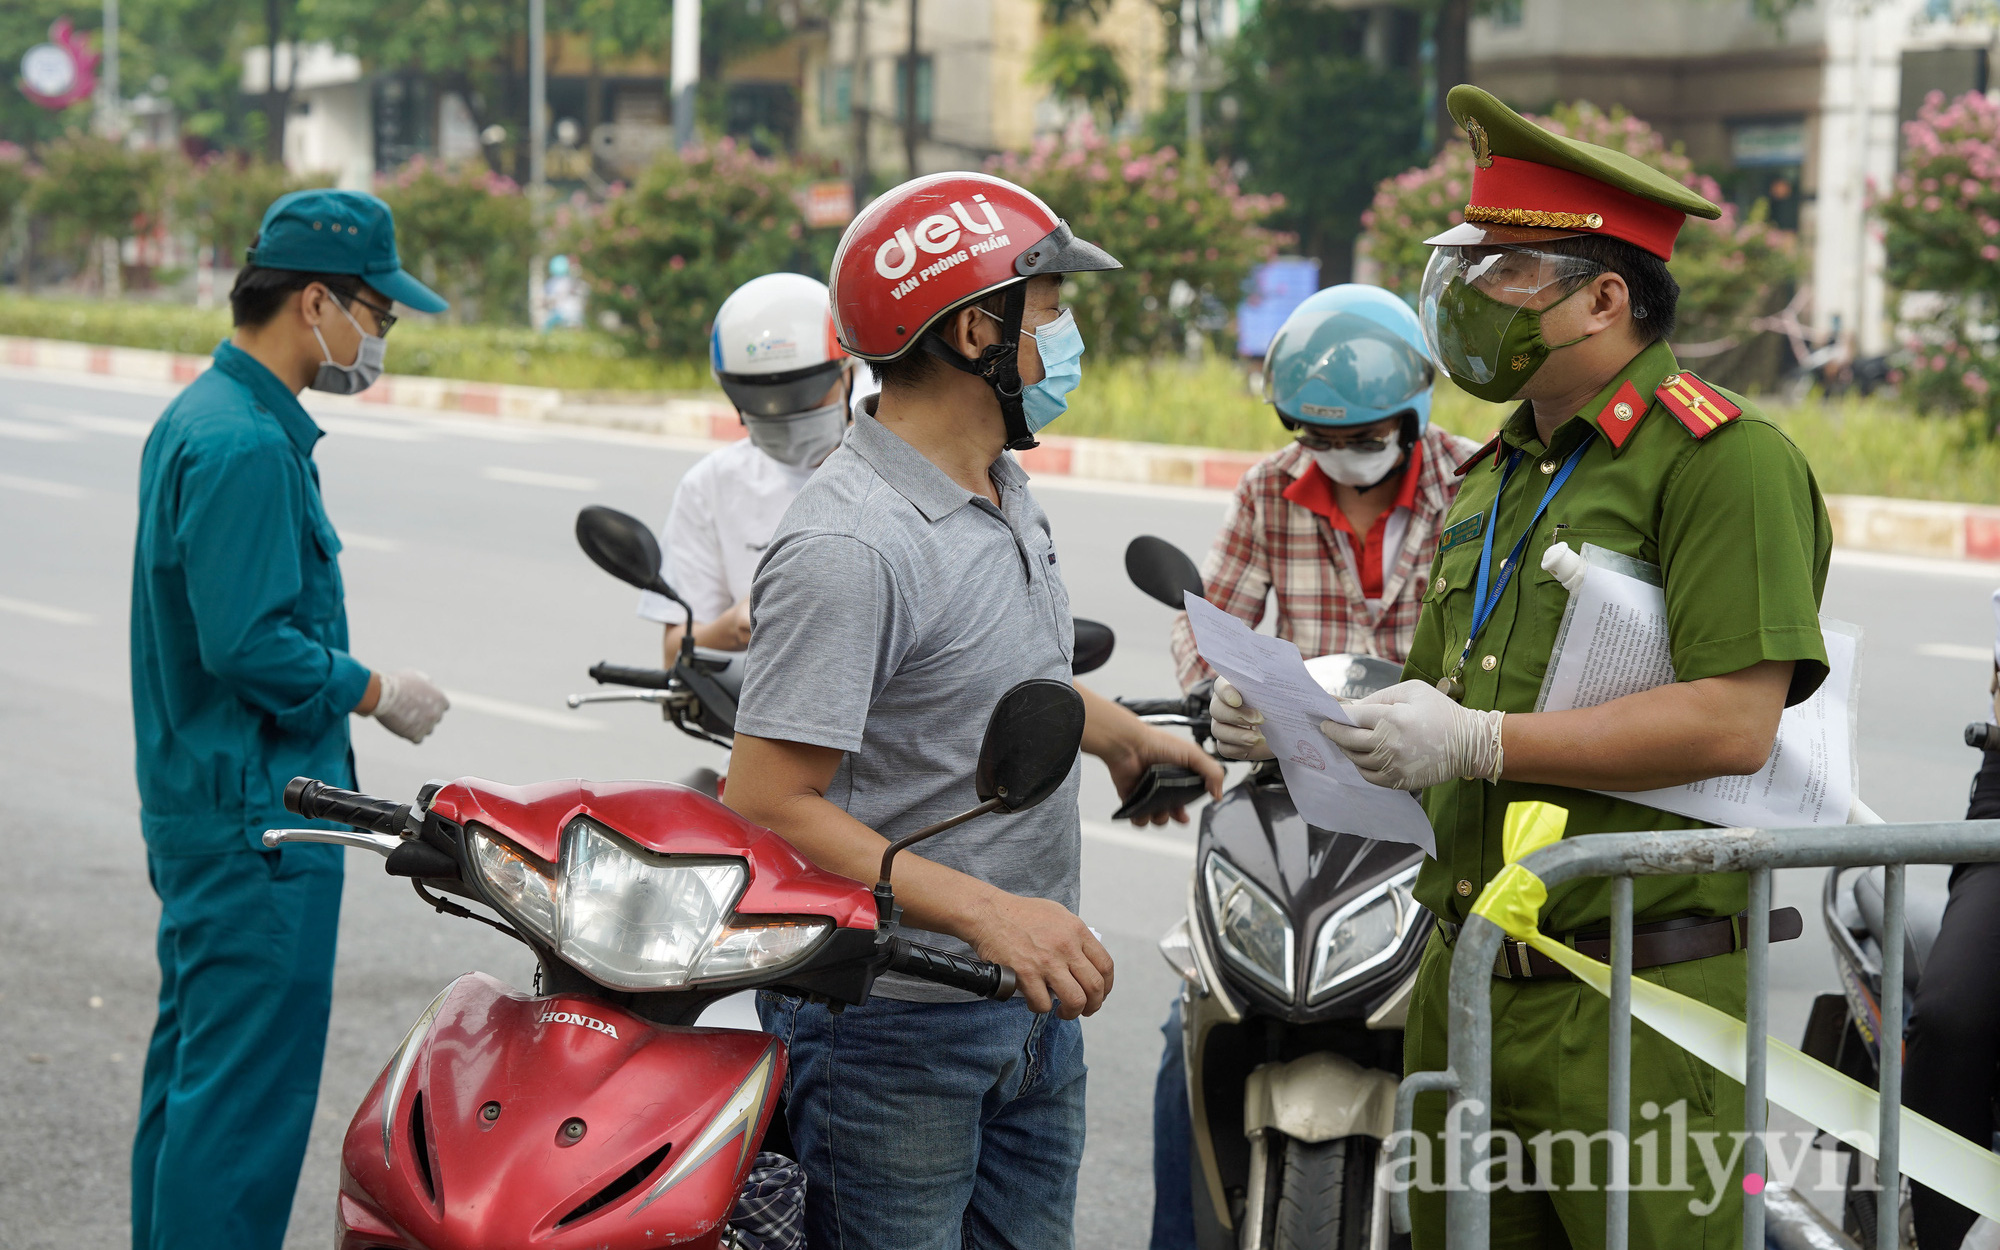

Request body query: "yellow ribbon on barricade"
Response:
[1467, 801, 2000, 1221]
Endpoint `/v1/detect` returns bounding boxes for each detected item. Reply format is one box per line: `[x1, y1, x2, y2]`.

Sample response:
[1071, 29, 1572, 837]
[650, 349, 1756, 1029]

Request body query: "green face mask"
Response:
[1425, 277, 1591, 403]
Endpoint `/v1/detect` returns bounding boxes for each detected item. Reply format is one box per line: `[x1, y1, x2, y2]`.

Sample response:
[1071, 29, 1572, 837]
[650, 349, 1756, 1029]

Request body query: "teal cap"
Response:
[246, 189, 448, 314]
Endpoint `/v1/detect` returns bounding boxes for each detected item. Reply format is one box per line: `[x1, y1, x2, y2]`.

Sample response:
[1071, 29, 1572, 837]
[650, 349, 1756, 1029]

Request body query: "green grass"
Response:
[10, 292, 2000, 504]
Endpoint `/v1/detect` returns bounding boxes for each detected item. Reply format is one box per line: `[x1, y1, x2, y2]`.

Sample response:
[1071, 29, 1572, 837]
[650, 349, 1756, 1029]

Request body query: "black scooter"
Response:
[1120, 536, 1426, 1250]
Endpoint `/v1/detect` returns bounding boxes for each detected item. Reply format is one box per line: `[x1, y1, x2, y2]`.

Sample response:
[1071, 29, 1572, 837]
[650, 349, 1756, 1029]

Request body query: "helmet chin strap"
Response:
[917, 282, 1037, 451]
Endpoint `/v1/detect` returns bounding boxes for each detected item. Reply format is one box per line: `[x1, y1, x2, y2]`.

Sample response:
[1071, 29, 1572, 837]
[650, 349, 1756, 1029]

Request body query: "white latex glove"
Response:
[1540, 541, 1587, 594]
[1317, 679, 1504, 791]
[370, 669, 450, 743]
[1208, 677, 1274, 761]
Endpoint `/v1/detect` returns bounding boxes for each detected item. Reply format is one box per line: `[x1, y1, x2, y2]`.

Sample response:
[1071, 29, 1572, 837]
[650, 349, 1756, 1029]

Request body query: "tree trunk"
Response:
[903, 0, 919, 177]
[264, 0, 290, 165]
[852, 0, 870, 207]
[587, 46, 603, 178]
[1433, 0, 1470, 152]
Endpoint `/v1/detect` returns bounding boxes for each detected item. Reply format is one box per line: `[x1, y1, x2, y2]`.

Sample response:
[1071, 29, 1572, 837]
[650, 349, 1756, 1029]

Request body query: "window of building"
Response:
[1487, 0, 1524, 27]
[894, 54, 933, 126]
[821, 64, 853, 125]
[1726, 116, 1806, 233]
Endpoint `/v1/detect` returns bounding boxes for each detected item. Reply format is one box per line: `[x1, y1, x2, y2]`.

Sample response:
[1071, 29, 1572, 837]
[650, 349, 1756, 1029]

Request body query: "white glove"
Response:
[1540, 541, 1587, 594]
[370, 669, 450, 743]
[1318, 679, 1504, 791]
[1208, 677, 1274, 761]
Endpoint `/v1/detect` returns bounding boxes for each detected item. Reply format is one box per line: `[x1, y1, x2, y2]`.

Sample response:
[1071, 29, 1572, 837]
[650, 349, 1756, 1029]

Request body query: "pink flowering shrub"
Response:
[989, 118, 1289, 356]
[563, 141, 839, 354]
[375, 158, 537, 323]
[1361, 102, 1798, 350]
[1879, 91, 2000, 421]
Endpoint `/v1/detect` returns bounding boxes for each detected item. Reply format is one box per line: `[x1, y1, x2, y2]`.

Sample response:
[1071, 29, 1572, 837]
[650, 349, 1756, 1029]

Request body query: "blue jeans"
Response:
[133, 842, 343, 1250]
[757, 991, 1087, 1250]
[1150, 996, 1197, 1250]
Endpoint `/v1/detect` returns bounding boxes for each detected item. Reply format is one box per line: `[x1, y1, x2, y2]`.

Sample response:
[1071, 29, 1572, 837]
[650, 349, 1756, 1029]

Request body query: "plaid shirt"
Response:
[1171, 425, 1481, 690]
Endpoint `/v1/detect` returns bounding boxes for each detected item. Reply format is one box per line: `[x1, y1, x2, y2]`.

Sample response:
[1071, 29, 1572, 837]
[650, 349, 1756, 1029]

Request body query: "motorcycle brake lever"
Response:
[565, 690, 672, 708]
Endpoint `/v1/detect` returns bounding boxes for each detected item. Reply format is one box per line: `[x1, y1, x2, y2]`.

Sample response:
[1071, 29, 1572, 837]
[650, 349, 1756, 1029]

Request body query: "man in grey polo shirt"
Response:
[727, 173, 1221, 1249]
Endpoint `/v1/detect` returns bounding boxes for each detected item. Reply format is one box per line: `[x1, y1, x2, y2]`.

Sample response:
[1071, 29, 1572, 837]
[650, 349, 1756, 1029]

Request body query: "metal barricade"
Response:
[1388, 820, 2000, 1250]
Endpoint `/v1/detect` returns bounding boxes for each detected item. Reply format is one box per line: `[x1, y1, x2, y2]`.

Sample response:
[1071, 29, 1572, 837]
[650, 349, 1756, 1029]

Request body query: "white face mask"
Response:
[743, 400, 848, 468]
[310, 298, 387, 395]
[1312, 442, 1405, 488]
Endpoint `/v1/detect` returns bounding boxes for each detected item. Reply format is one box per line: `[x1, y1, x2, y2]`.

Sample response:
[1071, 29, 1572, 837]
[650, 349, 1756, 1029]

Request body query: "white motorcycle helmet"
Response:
[711, 273, 855, 468]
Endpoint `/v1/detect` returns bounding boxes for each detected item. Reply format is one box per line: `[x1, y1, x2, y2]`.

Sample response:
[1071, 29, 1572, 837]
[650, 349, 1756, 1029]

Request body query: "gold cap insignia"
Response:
[1466, 117, 1493, 169]
[1613, 401, 1633, 420]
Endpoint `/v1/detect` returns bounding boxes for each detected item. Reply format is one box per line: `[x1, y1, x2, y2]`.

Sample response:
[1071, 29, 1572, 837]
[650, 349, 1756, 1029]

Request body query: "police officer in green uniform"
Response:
[130, 189, 453, 1250]
[1209, 87, 1832, 1248]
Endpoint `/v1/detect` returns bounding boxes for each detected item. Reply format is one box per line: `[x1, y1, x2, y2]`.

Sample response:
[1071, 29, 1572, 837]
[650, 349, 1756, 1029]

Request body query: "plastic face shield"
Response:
[1260, 308, 1434, 426]
[1418, 245, 1602, 388]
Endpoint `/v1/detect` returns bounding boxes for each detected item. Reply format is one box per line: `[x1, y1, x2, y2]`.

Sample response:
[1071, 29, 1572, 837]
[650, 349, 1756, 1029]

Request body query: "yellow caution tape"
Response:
[1466, 801, 2000, 1220]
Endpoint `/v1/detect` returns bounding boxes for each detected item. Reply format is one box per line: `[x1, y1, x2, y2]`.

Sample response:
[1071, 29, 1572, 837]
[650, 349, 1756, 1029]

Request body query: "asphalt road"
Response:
[1, 365, 1992, 1248]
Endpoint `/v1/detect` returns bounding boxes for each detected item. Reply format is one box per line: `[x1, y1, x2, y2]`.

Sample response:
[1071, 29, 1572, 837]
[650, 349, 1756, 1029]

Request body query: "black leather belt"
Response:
[1438, 908, 1803, 981]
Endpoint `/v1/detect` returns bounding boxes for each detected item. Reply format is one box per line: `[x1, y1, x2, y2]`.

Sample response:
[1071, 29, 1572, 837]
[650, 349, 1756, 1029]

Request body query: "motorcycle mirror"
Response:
[1125, 535, 1205, 608]
[976, 678, 1086, 813]
[576, 505, 673, 597]
[873, 679, 1085, 918]
[1072, 618, 1116, 676]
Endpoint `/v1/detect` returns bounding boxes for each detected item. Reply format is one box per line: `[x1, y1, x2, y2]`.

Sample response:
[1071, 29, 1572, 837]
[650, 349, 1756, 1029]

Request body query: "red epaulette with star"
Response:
[1454, 433, 1502, 476]
[1655, 371, 1741, 439]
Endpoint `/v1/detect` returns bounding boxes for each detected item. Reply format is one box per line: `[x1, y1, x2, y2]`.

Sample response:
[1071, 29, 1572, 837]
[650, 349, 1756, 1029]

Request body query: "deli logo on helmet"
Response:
[874, 195, 1011, 300]
[539, 1009, 619, 1040]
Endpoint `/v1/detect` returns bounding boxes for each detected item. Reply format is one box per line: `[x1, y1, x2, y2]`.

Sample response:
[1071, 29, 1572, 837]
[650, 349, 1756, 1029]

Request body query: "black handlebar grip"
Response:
[283, 777, 407, 836]
[889, 938, 1016, 1001]
[1968, 722, 1997, 750]
[1117, 696, 1200, 718]
[589, 662, 676, 690]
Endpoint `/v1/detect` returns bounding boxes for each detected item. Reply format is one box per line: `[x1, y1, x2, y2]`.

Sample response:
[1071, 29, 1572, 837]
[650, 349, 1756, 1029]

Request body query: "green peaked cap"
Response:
[1448, 85, 1721, 221]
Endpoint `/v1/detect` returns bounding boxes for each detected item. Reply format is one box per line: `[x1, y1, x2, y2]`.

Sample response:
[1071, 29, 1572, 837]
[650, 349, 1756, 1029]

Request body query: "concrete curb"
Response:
[11, 332, 2000, 563]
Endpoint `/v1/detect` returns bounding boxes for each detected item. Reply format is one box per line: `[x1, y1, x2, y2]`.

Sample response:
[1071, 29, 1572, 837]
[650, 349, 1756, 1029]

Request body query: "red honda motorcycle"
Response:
[266, 512, 1086, 1249]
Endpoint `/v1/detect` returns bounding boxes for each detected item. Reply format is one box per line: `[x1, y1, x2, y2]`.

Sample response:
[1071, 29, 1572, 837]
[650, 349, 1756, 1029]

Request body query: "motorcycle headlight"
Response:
[555, 817, 830, 991]
[1204, 853, 1294, 1000]
[1308, 865, 1419, 1001]
[468, 827, 557, 939]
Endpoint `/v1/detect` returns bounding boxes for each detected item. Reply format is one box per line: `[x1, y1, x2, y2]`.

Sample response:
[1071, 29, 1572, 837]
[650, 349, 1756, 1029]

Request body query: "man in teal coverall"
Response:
[130, 189, 454, 1249]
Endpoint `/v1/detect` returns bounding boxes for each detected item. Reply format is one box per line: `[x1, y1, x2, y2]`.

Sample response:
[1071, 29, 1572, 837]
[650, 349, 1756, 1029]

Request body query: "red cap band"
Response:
[1466, 156, 1687, 260]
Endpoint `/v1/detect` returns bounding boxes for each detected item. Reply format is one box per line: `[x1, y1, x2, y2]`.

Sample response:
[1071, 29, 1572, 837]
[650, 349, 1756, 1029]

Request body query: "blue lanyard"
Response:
[1448, 431, 1596, 685]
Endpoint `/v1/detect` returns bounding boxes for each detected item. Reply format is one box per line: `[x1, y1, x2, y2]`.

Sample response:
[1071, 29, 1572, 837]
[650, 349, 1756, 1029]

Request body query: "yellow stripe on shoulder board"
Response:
[1656, 371, 1741, 439]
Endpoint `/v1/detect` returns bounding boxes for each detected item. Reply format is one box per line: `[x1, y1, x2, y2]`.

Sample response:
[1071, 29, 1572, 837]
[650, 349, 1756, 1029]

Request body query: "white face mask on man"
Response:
[310, 297, 387, 395]
[1311, 442, 1405, 488]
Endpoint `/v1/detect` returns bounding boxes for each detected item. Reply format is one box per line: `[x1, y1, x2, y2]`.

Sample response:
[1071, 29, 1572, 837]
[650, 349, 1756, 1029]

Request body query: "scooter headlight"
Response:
[468, 827, 558, 939]
[1204, 853, 1295, 1000]
[1308, 865, 1420, 1000]
[555, 817, 830, 991]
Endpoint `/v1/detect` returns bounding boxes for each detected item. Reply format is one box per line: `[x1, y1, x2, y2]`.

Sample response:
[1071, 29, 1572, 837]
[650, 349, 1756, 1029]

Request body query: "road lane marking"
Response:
[0, 473, 88, 499]
[317, 415, 433, 442]
[443, 690, 605, 732]
[340, 532, 403, 552]
[1917, 643, 1991, 662]
[66, 414, 155, 437]
[0, 418, 79, 442]
[0, 595, 96, 625]
[482, 465, 600, 491]
[1082, 820, 1196, 861]
[1831, 549, 2000, 581]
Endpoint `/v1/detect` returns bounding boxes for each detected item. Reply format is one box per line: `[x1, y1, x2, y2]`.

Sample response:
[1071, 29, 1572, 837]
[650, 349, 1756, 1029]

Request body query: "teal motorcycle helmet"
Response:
[1261, 284, 1435, 434]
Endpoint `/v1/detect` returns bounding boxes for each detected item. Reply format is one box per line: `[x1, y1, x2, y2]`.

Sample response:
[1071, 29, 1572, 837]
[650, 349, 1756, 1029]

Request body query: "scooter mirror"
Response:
[576, 505, 673, 597]
[976, 679, 1086, 814]
[1072, 618, 1116, 676]
[1125, 535, 1205, 608]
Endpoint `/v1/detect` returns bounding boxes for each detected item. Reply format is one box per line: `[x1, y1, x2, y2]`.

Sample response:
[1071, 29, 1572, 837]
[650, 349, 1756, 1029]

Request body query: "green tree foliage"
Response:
[1878, 90, 2000, 424]
[1030, 0, 1129, 123]
[375, 158, 537, 324]
[1209, 0, 1426, 273]
[1362, 102, 1798, 350]
[0, 145, 33, 228]
[26, 134, 167, 262]
[989, 120, 1287, 357]
[173, 156, 333, 266]
[561, 140, 838, 354]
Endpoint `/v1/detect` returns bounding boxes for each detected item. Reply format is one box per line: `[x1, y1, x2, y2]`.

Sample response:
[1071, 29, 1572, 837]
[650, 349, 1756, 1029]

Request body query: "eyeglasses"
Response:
[1295, 429, 1395, 454]
[324, 285, 398, 335]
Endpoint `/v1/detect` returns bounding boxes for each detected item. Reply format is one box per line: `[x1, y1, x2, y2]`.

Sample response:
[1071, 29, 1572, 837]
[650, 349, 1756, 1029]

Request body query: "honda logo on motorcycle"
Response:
[874, 195, 1008, 282]
[539, 1009, 620, 1040]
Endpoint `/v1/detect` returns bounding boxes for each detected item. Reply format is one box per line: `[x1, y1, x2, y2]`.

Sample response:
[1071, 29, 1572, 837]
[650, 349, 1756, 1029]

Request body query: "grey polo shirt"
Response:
[737, 411, 1081, 1002]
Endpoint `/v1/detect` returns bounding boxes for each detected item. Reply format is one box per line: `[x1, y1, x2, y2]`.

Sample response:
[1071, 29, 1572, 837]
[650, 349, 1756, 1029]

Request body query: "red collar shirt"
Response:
[1170, 425, 1481, 690]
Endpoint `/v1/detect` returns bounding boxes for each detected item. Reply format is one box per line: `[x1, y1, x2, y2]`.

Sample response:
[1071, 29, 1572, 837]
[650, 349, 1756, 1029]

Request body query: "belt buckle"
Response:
[1493, 939, 1515, 979]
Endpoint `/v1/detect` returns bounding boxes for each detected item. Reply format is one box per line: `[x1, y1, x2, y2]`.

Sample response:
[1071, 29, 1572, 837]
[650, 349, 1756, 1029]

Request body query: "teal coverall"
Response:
[129, 341, 372, 1250]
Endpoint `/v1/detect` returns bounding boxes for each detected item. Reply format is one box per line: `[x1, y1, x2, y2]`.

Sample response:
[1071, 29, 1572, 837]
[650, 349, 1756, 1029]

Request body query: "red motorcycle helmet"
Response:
[829, 171, 1119, 449]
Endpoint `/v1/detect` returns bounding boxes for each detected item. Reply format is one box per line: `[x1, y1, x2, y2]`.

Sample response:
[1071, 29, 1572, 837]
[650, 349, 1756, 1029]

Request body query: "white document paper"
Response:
[1184, 593, 1436, 854]
[1536, 549, 1860, 827]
